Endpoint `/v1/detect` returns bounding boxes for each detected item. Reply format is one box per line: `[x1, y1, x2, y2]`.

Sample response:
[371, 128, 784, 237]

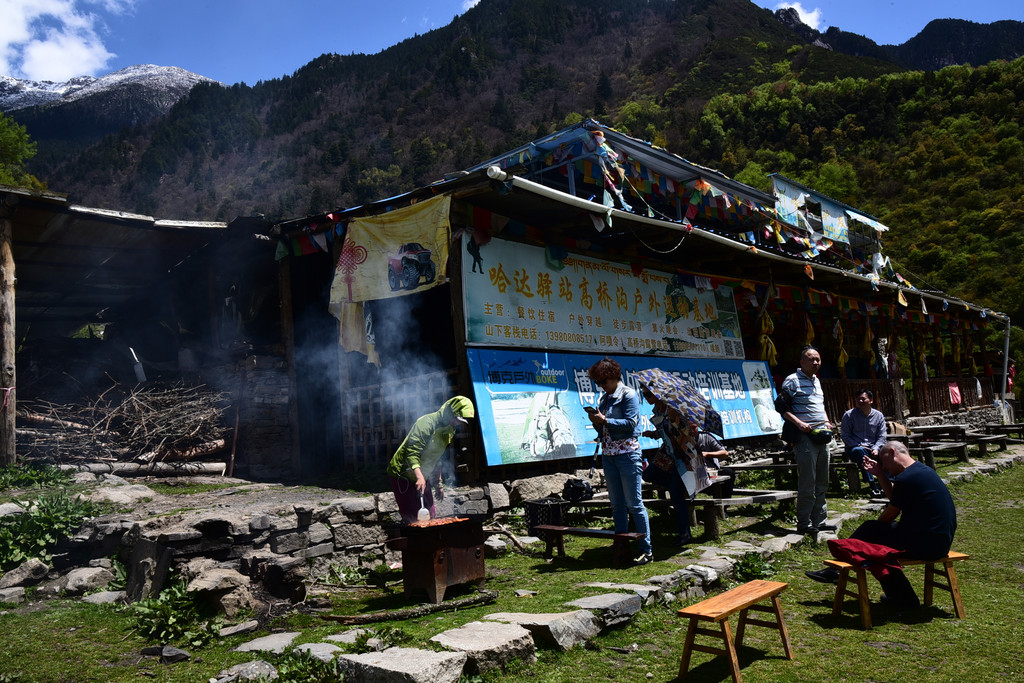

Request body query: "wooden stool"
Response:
[677, 579, 793, 682]
[825, 551, 968, 629]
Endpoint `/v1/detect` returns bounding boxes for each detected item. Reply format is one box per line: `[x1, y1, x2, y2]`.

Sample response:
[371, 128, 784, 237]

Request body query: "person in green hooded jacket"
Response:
[386, 396, 475, 523]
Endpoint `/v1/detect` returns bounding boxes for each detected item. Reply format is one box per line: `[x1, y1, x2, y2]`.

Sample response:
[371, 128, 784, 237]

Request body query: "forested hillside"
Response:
[697, 58, 1024, 326]
[40, 0, 902, 219]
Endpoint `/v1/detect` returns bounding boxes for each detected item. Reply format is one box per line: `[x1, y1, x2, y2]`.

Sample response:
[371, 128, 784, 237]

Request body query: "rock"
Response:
[140, 644, 190, 663]
[330, 521, 386, 547]
[508, 474, 574, 506]
[514, 589, 538, 597]
[82, 590, 125, 604]
[219, 620, 260, 637]
[580, 582, 663, 604]
[213, 659, 279, 681]
[186, 566, 255, 617]
[234, 631, 300, 654]
[430, 621, 536, 674]
[0, 587, 25, 603]
[563, 593, 642, 627]
[0, 502, 25, 518]
[685, 565, 719, 584]
[484, 536, 508, 557]
[325, 629, 368, 644]
[40, 566, 115, 597]
[334, 496, 376, 515]
[336, 647, 467, 683]
[0, 558, 50, 588]
[483, 610, 601, 651]
[85, 484, 158, 506]
[294, 642, 342, 662]
[485, 483, 510, 511]
[124, 535, 173, 602]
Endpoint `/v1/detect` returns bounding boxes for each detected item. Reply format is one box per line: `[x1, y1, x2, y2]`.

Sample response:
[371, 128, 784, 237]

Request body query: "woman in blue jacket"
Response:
[587, 358, 652, 565]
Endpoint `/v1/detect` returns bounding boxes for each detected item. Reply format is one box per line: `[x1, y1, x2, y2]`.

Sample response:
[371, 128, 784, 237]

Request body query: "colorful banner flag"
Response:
[328, 194, 451, 305]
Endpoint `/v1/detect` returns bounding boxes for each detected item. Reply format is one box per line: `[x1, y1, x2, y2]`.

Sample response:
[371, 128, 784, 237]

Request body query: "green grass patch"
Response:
[0, 454, 1022, 681]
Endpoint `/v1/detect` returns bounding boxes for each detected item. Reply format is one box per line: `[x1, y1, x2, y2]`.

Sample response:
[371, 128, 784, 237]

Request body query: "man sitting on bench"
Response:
[806, 440, 957, 607]
[839, 389, 887, 498]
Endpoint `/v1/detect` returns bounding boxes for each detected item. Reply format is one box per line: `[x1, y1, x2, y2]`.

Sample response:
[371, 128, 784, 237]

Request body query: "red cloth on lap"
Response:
[827, 537, 904, 580]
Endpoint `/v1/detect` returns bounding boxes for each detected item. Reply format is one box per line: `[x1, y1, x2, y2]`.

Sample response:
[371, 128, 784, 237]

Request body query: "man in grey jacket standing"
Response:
[777, 346, 836, 534]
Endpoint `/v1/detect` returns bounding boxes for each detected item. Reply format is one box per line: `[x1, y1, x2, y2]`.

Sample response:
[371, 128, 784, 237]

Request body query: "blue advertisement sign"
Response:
[467, 348, 782, 467]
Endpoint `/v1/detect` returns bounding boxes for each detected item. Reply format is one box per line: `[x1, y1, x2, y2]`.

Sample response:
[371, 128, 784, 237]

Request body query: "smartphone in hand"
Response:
[584, 406, 597, 414]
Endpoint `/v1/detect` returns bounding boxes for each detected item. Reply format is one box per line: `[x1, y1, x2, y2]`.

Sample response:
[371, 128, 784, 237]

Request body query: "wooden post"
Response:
[0, 218, 15, 466]
[447, 223, 480, 481]
[278, 255, 302, 478]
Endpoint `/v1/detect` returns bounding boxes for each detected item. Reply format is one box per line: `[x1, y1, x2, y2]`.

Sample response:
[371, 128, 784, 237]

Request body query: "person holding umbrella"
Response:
[634, 367, 727, 547]
[640, 387, 694, 546]
[586, 357, 653, 566]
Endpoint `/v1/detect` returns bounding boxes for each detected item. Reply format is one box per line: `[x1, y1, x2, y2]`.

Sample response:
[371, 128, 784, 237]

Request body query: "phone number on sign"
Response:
[545, 330, 591, 343]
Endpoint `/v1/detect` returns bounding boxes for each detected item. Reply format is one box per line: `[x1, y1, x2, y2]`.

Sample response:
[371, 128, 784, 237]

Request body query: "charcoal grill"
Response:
[388, 517, 486, 603]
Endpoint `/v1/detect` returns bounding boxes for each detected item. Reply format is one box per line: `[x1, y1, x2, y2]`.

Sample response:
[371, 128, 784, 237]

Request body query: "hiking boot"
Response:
[869, 485, 885, 498]
[805, 567, 840, 584]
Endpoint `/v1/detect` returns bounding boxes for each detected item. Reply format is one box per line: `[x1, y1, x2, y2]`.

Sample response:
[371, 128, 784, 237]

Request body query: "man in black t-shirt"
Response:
[806, 440, 957, 606]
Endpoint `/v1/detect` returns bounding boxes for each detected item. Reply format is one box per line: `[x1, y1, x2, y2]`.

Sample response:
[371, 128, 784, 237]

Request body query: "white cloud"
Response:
[461, 0, 480, 12]
[0, 0, 130, 81]
[774, 2, 823, 31]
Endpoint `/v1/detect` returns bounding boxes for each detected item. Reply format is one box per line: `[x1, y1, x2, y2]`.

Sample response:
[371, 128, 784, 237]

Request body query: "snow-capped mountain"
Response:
[0, 64, 217, 112]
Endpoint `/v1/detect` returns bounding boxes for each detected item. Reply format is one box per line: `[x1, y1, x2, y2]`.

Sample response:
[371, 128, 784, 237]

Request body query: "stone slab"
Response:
[336, 647, 467, 683]
[430, 620, 535, 674]
[482, 610, 601, 651]
[563, 592, 642, 626]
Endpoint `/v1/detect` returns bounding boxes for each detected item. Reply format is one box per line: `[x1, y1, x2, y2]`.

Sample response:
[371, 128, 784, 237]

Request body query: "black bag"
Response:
[774, 389, 800, 445]
[562, 477, 594, 503]
[808, 427, 834, 445]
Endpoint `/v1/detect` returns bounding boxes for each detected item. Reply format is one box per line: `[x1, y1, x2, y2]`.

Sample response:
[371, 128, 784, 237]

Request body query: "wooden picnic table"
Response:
[983, 422, 1024, 440]
[910, 424, 969, 441]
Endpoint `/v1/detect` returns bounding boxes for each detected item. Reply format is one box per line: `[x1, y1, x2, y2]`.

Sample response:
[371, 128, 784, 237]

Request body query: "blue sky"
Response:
[2, 0, 1022, 85]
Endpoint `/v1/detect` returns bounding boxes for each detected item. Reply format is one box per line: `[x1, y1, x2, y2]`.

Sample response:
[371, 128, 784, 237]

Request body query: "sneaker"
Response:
[797, 526, 818, 535]
[869, 485, 885, 498]
[632, 553, 654, 566]
[805, 567, 840, 584]
[816, 523, 838, 532]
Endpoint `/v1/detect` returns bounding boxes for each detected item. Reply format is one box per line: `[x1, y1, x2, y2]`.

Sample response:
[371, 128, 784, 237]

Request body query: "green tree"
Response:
[0, 113, 42, 189]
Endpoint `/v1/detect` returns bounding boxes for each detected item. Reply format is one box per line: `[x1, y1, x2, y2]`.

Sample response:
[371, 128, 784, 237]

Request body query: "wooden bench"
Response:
[530, 524, 645, 568]
[686, 490, 797, 540]
[823, 550, 968, 629]
[677, 579, 793, 682]
[965, 431, 1008, 456]
[576, 488, 796, 541]
[909, 441, 968, 469]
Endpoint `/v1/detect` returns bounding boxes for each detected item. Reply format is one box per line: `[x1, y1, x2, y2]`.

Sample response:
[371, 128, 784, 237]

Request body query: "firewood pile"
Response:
[16, 382, 231, 464]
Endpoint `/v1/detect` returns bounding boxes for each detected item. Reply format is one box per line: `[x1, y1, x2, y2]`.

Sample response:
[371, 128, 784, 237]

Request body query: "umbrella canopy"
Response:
[633, 368, 724, 437]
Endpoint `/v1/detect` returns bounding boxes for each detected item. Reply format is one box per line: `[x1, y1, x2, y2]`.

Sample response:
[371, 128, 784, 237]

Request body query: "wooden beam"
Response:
[0, 218, 15, 465]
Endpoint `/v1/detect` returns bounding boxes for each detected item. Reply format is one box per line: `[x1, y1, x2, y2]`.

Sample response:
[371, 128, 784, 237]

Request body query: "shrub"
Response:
[0, 492, 98, 570]
[129, 579, 222, 648]
[734, 552, 777, 581]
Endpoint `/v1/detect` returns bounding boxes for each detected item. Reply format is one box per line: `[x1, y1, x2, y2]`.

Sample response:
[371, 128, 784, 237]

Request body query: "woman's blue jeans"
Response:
[603, 450, 652, 555]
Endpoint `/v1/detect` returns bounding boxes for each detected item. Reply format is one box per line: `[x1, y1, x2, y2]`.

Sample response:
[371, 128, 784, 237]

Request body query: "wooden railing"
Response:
[914, 377, 994, 415]
[820, 378, 910, 422]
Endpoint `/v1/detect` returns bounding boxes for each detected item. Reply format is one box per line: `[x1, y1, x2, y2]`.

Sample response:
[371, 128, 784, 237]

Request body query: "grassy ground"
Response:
[1, 451, 1022, 681]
